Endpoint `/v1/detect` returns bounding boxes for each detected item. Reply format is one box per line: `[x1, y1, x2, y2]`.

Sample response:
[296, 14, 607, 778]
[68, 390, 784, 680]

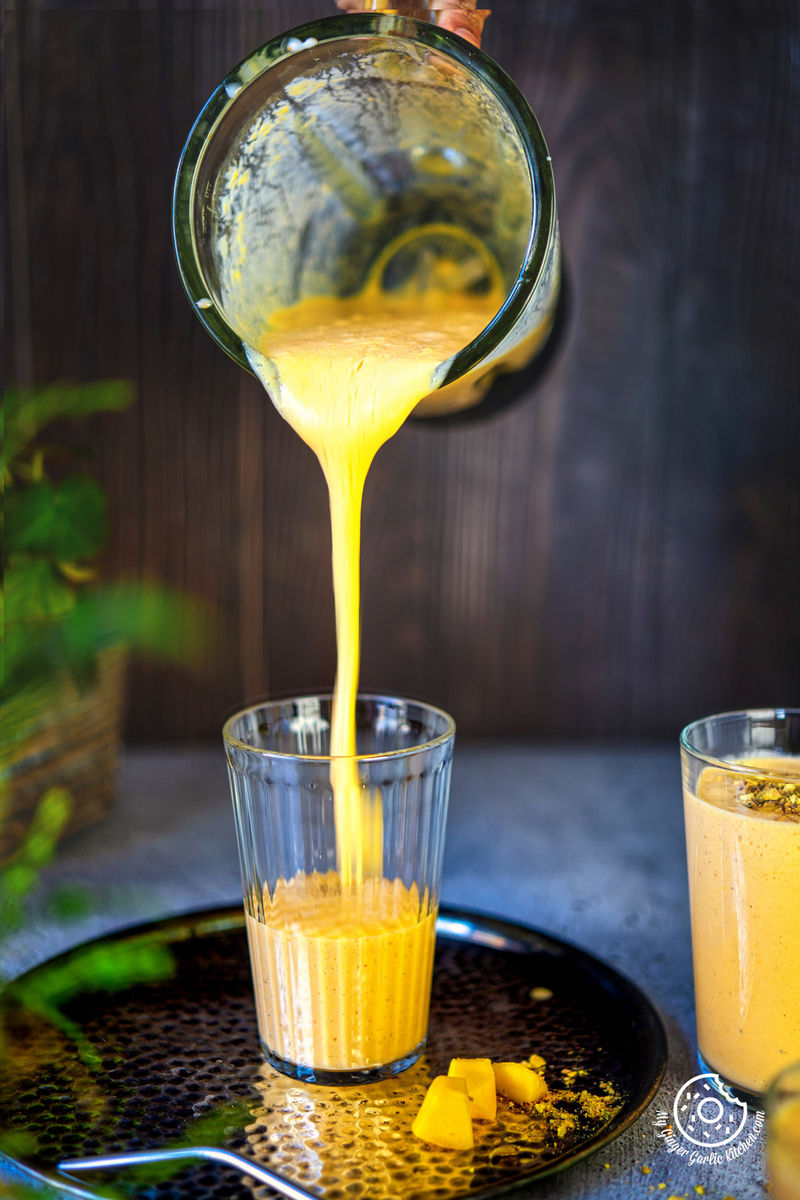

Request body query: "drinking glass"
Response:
[173, 13, 559, 417]
[768, 1061, 800, 1200]
[680, 709, 800, 1099]
[223, 693, 455, 1085]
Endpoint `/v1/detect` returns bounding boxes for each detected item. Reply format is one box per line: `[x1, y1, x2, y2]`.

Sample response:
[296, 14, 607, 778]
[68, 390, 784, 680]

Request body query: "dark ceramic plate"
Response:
[0, 905, 665, 1199]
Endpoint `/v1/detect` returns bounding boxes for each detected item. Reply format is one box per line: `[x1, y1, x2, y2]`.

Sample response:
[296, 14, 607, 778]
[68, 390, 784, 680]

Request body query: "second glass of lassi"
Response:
[681, 709, 800, 1100]
[768, 1061, 800, 1200]
[224, 692, 454, 1085]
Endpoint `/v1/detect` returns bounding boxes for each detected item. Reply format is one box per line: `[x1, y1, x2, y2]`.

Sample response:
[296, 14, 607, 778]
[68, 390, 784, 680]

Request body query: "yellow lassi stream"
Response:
[242, 259, 502, 1070]
[685, 756, 800, 1095]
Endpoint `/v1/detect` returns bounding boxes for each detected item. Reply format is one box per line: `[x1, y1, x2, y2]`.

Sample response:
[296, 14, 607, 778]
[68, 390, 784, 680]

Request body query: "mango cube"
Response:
[448, 1057, 497, 1120]
[492, 1062, 548, 1105]
[411, 1075, 474, 1150]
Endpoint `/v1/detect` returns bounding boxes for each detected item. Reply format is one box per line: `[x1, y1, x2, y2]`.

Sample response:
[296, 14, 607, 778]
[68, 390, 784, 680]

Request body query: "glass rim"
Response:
[679, 707, 800, 777]
[222, 691, 456, 763]
[172, 12, 556, 383]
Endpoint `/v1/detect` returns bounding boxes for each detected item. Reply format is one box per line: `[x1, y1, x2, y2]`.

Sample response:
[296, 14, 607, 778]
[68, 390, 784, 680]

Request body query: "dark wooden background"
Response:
[5, 0, 799, 741]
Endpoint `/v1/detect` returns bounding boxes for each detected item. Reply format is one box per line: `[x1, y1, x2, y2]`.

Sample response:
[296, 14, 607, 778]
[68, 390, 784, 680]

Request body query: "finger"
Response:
[438, 13, 482, 46]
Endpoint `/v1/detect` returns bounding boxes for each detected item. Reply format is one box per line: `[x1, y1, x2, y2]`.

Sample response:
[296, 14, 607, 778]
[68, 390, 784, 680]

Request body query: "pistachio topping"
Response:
[739, 777, 800, 817]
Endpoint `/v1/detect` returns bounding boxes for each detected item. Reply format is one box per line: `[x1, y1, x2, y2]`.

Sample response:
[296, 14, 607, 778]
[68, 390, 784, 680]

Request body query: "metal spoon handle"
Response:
[60, 1146, 316, 1200]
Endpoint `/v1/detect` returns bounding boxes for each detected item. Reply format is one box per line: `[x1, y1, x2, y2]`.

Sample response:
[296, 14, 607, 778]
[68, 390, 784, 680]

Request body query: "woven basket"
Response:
[1, 647, 127, 863]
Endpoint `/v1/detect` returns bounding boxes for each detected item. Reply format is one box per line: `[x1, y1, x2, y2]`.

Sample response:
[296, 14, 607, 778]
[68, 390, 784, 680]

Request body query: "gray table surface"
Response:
[0, 743, 769, 1199]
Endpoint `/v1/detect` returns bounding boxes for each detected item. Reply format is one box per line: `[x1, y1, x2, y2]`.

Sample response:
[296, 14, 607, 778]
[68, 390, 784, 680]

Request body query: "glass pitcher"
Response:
[173, 13, 560, 417]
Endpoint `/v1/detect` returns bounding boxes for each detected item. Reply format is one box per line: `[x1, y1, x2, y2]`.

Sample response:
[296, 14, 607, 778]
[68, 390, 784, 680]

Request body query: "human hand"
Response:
[334, 1, 490, 49]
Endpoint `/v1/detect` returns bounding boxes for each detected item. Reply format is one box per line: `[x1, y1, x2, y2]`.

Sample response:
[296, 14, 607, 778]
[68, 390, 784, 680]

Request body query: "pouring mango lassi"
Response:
[239, 239, 504, 1073]
[177, 9, 559, 1082]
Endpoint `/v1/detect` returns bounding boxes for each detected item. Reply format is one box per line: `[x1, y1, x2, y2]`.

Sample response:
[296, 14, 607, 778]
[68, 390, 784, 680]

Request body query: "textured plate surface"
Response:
[0, 906, 665, 1198]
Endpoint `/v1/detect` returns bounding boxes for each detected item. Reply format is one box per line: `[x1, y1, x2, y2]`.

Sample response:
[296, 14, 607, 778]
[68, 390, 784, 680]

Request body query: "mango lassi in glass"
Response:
[224, 694, 454, 1085]
[681, 710, 800, 1099]
[245, 874, 437, 1075]
[768, 1062, 800, 1200]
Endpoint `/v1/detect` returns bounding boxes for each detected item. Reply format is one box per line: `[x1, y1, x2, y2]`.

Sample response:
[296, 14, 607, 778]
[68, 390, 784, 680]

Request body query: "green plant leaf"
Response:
[4, 474, 108, 561]
[16, 787, 72, 872]
[3, 556, 76, 624]
[0, 623, 62, 706]
[63, 584, 215, 672]
[0, 787, 72, 932]
[1, 582, 216, 716]
[3, 380, 133, 468]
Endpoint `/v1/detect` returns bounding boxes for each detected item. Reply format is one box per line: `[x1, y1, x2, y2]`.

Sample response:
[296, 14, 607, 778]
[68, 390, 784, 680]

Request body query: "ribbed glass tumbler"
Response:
[223, 693, 455, 1085]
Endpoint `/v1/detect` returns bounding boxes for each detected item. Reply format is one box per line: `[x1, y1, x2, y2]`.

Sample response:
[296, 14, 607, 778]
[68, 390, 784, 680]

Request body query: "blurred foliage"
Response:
[2, 380, 213, 713]
[0, 787, 72, 935]
[6, 936, 176, 1071]
[3, 380, 131, 467]
[1, 378, 216, 872]
[0, 1099, 254, 1198]
[0, 382, 214, 1114]
[0, 381, 225, 1196]
[0, 1131, 39, 1162]
[123, 1100, 254, 1189]
[8, 938, 176, 1013]
[44, 884, 93, 923]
